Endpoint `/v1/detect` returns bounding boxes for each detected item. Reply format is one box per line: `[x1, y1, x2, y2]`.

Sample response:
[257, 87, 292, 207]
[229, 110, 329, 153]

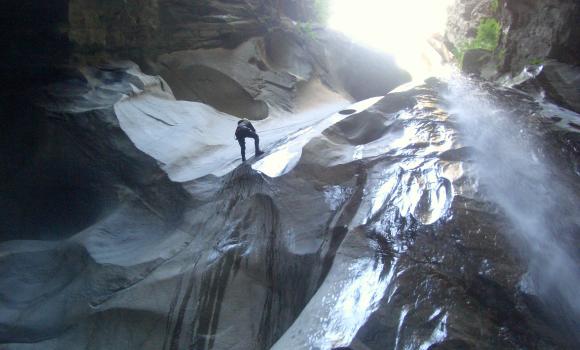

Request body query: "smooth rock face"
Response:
[0, 62, 187, 241]
[2, 1, 580, 350]
[151, 36, 300, 118]
[158, 63, 270, 119]
[149, 29, 410, 119]
[1, 65, 579, 349]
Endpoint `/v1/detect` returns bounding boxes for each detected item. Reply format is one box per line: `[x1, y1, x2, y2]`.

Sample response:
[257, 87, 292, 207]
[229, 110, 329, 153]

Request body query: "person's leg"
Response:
[238, 138, 246, 161]
[247, 131, 262, 155]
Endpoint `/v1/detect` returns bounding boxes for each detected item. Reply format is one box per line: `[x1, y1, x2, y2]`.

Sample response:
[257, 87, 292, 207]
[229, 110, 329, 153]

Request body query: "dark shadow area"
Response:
[0, 99, 119, 241]
[0, 0, 70, 92]
[339, 109, 356, 115]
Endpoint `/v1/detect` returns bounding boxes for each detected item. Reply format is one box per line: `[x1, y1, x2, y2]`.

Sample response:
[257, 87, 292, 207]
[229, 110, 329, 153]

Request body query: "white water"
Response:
[445, 76, 580, 321]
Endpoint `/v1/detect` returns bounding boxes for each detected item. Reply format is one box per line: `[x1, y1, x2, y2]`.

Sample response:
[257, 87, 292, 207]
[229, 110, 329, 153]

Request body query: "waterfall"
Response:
[444, 75, 580, 326]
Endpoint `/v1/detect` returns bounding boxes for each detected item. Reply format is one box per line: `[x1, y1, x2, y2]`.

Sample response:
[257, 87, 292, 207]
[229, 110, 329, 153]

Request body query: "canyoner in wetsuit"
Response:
[235, 119, 264, 162]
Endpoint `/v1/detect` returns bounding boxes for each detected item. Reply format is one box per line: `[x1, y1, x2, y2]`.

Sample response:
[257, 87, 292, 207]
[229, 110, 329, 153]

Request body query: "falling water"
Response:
[444, 76, 580, 329]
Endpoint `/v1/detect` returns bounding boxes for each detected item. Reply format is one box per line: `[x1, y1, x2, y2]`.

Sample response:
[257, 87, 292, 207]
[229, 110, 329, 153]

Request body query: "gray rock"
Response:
[309, 30, 412, 101]
[1, 62, 188, 241]
[2, 69, 579, 349]
[515, 60, 580, 114]
[446, 0, 495, 47]
[150, 36, 301, 118]
[446, 0, 580, 76]
[3, 1, 580, 349]
[147, 28, 410, 118]
[461, 48, 495, 78]
[502, 0, 580, 74]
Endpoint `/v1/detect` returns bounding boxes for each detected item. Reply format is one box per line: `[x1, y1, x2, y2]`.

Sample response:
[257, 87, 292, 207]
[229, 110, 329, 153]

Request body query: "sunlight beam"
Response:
[328, 0, 453, 80]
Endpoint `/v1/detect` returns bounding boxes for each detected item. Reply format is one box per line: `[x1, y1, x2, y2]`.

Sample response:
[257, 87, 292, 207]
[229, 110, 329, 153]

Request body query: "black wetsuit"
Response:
[235, 120, 262, 161]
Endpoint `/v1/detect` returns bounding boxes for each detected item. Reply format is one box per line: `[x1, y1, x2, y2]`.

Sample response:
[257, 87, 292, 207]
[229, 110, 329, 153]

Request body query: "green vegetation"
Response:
[453, 18, 501, 63]
[312, 0, 330, 24]
[490, 0, 499, 13]
[298, 22, 317, 40]
[473, 18, 501, 51]
[294, 0, 330, 40]
[528, 57, 543, 65]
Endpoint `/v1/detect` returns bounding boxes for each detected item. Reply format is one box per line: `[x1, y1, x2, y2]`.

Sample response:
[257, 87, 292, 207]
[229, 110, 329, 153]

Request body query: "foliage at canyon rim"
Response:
[453, 17, 501, 64]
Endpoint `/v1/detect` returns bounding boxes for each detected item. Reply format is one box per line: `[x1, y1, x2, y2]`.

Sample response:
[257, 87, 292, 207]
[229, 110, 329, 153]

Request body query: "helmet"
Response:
[237, 119, 247, 124]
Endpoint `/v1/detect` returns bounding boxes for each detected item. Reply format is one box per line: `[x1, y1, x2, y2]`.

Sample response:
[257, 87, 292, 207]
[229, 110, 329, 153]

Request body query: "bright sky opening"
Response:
[328, 0, 453, 80]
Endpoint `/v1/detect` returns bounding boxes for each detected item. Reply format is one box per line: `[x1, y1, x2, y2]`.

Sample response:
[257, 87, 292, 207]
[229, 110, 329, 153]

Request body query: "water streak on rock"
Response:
[446, 75, 580, 327]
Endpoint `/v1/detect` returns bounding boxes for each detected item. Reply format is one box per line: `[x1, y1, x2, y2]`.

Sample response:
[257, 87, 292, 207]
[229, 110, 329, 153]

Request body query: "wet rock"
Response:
[2, 73, 579, 349]
[322, 110, 394, 145]
[501, 0, 580, 73]
[515, 61, 580, 114]
[273, 79, 580, 349]
[461, 48, 497, 78]
[446, 0, 580, 76]
[2, 1, 580, 349]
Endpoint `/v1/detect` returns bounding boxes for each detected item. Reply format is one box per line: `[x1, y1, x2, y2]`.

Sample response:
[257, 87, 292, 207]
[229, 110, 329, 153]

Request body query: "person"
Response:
[235, 119, 264, 162]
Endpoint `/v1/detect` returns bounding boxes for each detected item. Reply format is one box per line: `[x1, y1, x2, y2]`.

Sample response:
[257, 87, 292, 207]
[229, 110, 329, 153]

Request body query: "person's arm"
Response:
[248, 122, 256, 132]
